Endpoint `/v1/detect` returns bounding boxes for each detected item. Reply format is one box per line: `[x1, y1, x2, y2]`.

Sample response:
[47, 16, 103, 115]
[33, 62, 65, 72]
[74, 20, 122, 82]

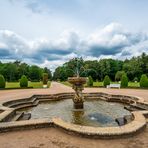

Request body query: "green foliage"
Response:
[87, 76, 93, 87]
[29, 65, 42, 82]
[0, 74, 6, 88]
[84, 69, 97, 81]
[20, 75, 28, 87]
[121, 74, 128, 88]
[98, 59, 123, 81]
[0, 53, 148, 84]
[43, 67, 52, 80]
[53, 53, 148, 82]
[42, 73, 48, 84]
[0, 61, 52, 82]
[53, 67, 67, 81]
[140, 74, 148, 88]
[121, 53, 148, 81]
[115, 71, 126, 81]
[103, 75, 110, 87]
[133, 77, 139, 82]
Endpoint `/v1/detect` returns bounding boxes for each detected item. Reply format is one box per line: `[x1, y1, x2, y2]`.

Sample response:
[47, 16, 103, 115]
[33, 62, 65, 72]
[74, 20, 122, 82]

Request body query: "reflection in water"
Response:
[72, 110, 85, 124]
[18, 99, 131, 127]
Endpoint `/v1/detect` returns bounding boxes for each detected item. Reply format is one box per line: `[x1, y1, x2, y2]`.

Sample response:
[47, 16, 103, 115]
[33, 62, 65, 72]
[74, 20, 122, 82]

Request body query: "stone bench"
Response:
[107, 84, 120, 89]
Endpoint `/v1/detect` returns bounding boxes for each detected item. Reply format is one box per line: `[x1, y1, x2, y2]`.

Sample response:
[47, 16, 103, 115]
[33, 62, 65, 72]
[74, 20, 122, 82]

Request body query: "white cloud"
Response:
[0, 23, 148, 71]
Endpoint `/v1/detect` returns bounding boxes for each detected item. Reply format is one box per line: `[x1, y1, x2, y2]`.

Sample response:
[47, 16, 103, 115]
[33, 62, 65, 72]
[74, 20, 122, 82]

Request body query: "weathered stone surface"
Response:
[52, 112, 146, 138]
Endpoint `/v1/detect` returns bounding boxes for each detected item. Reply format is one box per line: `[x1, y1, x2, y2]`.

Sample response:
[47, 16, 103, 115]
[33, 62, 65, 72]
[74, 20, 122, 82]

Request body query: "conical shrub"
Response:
[121, 74, 128, 88]
[0, 74, 6, 88]
[140, 74, 148, 88]
[103, 75, 110, 87]
[87, 76, 93, 87]
[20, 75, 28, 87]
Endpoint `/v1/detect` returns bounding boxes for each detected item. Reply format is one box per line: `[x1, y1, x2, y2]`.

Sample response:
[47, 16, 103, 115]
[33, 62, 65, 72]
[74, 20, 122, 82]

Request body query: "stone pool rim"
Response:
[0, 92, 147, 139]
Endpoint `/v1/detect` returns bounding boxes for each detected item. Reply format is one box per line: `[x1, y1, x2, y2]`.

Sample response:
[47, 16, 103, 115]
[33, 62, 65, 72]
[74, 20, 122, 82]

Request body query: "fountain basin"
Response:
[0, 92, 147, 138]
[68, 77, 86, 85]
[17, 99, 132, 127]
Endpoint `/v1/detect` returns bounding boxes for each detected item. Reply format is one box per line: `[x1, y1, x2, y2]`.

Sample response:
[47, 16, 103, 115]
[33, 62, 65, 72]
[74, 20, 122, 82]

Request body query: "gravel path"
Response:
[0, 82, 147, 148]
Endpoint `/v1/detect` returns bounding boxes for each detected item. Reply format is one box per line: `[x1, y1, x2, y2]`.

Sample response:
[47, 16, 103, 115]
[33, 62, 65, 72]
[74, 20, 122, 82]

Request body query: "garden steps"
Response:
[124, 106, 138, 111]
[130, 104, 148, 110]
[10, 112, 24, 121]
[18, 113, 31, 121]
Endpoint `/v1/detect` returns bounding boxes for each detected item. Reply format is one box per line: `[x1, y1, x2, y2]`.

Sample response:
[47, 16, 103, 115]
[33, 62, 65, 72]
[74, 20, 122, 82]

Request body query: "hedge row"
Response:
[103, 74, 148, 88]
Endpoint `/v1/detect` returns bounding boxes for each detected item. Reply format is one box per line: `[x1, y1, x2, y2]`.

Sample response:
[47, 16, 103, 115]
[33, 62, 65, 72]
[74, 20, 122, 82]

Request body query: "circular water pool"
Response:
[19, 99, 131, 127]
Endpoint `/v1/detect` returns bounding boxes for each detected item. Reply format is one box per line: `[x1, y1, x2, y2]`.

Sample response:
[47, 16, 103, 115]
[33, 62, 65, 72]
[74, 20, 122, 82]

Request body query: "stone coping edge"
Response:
[0, 119, 53, 133]
[52, 112, 147, 139]
[0, 112, 146, 139]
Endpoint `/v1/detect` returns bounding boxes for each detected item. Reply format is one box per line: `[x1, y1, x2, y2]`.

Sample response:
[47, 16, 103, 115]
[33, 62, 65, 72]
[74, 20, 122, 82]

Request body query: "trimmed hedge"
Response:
[87, 76, 93, 87]
[103, 75, 110, 87]
[140, 74, 148, 88]
[20, 75, 28, 87]
[121, 74, 128, 88]
[0, 74, 6, 88]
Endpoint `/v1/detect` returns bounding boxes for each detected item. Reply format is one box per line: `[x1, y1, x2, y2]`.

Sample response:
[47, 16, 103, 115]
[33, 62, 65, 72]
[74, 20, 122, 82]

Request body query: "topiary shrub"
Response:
[87, 76, 93, 87]
[0, 74, 6, 88]
[121, 74, 128, 88]
[103, 75, 110, 87]
[140, 74, 148, 88]
[20, 75, 28, 87]
[42, 73, 48, 85]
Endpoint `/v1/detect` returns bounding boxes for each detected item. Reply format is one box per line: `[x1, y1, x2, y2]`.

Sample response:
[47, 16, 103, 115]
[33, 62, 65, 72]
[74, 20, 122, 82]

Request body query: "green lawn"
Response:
[61, 81, 140, 88]
[5, 81, 51, 89]
[128, 82, 140, 88]
[93, 82, 104, 87]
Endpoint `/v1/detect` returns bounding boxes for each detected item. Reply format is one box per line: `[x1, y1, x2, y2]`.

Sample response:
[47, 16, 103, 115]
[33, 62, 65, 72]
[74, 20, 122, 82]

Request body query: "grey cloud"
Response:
[0, 23, 148, 70]
[88, 45, 124, 56]
[0, 48, 11, 57]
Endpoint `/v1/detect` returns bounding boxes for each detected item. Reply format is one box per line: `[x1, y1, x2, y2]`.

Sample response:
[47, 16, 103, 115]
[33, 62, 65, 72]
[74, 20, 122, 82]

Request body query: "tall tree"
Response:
[29, 65, 42, 81]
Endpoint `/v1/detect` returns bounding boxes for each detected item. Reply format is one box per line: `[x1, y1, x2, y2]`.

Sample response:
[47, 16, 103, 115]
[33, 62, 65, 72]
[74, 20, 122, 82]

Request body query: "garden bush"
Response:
[20, 75, 28, 87]
[87, 76, 93, 87]
[140, 74, 148, 88]
[0, 74, 6, 88]
[121, 74, 128, 88]
[103, 75, 110, 87]
[42, 73, 48, 84]
[115, 71, 126, 81]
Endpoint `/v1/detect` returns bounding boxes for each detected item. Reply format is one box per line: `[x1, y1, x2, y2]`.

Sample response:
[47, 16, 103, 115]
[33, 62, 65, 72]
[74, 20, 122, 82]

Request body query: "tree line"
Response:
[53, 53, 148, 82]
[0, 53, 148, 83]
[0, 61, 52, 82]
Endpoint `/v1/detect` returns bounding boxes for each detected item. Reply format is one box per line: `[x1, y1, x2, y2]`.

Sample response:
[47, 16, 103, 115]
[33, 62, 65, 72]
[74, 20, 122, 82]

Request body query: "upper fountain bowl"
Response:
[68, 77, 86, 85]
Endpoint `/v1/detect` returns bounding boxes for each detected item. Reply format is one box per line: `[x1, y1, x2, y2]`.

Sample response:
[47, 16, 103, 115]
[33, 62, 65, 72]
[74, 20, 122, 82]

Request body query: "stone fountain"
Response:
[68, 58, 86, 109]
[68, 76, 86, 109]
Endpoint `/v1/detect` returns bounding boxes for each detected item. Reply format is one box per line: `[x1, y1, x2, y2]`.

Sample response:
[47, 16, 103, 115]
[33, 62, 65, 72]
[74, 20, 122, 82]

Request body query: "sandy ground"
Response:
[0, 127, 147, 148]
[0, 82, 148, 148]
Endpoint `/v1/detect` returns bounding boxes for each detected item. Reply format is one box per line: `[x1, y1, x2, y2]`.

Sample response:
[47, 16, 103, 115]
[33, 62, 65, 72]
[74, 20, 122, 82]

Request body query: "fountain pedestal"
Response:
[68, 77, 86, 109]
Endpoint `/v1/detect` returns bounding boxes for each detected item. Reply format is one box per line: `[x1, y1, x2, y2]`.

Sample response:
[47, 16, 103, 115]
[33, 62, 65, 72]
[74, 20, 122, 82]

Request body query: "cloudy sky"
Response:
[0, 0, 148, 71]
